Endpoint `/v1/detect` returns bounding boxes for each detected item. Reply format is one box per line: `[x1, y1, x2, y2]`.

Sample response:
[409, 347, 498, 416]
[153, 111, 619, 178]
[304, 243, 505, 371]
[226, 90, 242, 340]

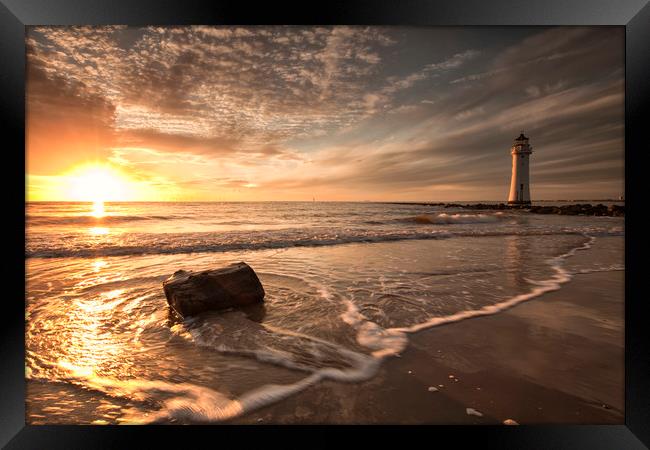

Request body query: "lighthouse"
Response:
[507, 132, 533, 205]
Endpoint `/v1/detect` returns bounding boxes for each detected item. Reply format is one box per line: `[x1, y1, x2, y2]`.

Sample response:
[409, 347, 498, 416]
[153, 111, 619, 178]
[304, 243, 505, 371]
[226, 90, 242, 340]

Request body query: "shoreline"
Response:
[231, 268, 624, 425]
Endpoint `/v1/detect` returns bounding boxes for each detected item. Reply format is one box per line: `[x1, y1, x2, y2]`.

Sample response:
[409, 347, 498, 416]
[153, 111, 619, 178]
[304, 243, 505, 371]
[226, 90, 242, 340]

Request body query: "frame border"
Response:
[2, 1, 648, 448]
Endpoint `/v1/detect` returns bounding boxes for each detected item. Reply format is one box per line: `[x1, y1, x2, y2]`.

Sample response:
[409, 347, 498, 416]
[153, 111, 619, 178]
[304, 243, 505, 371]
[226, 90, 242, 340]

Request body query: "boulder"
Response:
[609, 204, 625, 216]
[559, 204, 582, 215]
[163, 262, 265, 318]
[529, 205, 558, 214]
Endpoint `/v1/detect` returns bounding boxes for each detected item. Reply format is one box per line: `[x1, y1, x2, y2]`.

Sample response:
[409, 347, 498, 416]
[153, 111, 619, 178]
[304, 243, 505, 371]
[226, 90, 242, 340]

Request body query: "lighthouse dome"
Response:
[516, 132, 528, 141]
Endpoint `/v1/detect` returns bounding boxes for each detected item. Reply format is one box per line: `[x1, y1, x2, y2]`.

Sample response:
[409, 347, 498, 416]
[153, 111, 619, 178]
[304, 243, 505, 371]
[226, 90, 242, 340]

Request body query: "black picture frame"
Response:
[2, 0, 648, 448]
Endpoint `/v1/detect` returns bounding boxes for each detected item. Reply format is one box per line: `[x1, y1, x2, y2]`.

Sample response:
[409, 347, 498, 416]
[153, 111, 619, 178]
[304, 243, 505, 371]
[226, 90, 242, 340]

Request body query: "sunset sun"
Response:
[66, 164, 134, 206]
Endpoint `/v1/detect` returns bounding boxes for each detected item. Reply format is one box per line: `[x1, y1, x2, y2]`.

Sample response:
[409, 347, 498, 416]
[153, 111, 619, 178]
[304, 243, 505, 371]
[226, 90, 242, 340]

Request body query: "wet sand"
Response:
[232, 270, 624, 424]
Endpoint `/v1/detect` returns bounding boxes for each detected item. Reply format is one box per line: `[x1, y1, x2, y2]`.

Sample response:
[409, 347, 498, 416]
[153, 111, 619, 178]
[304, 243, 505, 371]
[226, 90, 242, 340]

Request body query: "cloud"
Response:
[26, 26, 624, 200]
[382, 49, 480, 95]
[258, 27, 623, 200]
[26, 64, 117, 175]
[116, 129, 241, 156]
[525, 86, 541, 98]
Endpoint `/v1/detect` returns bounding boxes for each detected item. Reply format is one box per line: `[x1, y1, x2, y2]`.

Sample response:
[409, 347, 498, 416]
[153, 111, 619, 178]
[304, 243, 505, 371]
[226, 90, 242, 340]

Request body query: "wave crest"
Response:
[410, 213, 501, 224]
[26, 227, 624, 259]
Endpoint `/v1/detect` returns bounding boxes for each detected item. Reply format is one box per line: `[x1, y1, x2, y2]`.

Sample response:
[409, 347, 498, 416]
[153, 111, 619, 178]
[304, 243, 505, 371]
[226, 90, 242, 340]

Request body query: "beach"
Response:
[25, 202, 624, 425]
[232, 268, 623, 424]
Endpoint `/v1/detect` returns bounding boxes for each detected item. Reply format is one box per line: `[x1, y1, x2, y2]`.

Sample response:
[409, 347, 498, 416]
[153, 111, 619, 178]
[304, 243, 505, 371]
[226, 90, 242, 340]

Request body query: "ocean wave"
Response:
[26, 227, 623, 259]
[27, 214, 192, 225]
[362, 212, 505, 226]
[408, 213, 502, 224]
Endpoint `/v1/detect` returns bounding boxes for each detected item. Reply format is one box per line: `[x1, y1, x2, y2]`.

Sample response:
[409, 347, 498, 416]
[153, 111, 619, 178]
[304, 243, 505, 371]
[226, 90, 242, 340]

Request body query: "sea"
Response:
[25, 201, 625, 424]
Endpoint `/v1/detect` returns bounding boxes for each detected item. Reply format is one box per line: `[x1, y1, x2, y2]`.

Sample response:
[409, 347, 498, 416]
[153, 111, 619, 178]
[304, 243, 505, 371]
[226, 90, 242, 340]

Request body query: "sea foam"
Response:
[411, 213, 501, 225]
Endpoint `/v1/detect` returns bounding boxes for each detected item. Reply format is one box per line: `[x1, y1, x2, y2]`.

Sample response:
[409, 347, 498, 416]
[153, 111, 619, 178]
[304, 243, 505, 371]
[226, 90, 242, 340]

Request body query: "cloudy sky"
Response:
[26, 26, 624, 201]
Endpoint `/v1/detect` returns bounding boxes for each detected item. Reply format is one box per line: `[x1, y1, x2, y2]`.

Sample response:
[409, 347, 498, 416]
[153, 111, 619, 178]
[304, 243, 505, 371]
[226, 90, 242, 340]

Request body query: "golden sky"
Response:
[26, 26, 624, 202]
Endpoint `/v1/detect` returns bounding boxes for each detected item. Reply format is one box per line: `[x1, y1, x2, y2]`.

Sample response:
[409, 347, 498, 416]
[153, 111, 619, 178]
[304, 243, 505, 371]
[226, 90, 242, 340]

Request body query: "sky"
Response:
[26, 26, 624, 202]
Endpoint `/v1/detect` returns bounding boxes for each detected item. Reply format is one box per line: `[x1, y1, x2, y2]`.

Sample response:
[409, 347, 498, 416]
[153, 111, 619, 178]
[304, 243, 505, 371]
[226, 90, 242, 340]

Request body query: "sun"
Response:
[66, 164, 134, 208]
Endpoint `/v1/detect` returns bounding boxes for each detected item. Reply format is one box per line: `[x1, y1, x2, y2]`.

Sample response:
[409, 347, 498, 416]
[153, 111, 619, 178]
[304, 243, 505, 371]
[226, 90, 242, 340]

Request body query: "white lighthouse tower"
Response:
[508, 132, 533, 205]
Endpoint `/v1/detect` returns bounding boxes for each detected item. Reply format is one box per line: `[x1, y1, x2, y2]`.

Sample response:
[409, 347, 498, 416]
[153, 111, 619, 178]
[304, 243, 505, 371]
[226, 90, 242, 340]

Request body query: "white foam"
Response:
[413, 213, 500, 225]
[131, 345, 382, 423]
[111, 289, 410, 423]
[341, 299, 408, 358]
[572, 265, 624, 274]
[53, 360, 244, 423]
[54, 338, 381, 424]
[174, 316, 378, 377]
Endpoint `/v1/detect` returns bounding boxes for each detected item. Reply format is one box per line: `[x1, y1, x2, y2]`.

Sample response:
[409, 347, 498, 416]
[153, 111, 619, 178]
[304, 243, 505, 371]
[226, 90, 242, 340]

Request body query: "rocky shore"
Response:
[388, 202, 625, 217]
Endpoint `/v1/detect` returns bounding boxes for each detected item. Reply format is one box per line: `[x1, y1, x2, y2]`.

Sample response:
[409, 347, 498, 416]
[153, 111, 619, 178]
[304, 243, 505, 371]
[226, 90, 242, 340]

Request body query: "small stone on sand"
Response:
[428, 386, 438, 392]
[438, 384, 444, 388]
[503, 419, 519, 425]
[466, 408, 483, 417]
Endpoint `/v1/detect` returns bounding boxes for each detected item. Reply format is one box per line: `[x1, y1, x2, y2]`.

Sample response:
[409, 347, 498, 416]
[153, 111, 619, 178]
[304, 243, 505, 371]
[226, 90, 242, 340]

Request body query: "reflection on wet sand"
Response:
[504, 235, 529, 288]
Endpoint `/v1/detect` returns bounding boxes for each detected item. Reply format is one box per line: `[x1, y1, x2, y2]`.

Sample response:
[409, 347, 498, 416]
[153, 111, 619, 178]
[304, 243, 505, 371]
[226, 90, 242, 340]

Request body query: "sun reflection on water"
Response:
[92, 201, 105, 218]
[92, 259, 107, 272]
[89, 227, 109, 236]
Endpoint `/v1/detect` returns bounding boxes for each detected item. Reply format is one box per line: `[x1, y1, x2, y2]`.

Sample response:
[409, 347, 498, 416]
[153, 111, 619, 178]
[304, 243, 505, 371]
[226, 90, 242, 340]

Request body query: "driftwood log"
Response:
[163, 262, 265, 318]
